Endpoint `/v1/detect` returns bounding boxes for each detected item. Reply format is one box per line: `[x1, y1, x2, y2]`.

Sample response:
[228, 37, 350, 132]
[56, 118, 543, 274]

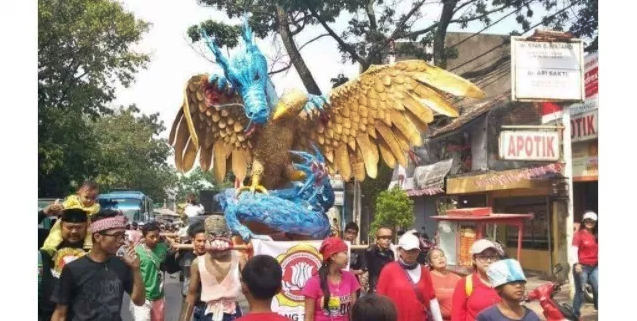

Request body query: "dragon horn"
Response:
[200, 30, 230, 76]
[241, 13, 254, 46]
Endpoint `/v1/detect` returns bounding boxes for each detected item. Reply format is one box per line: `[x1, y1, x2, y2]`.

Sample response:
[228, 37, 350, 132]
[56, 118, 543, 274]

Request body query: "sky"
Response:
[112, 0, 554, 140]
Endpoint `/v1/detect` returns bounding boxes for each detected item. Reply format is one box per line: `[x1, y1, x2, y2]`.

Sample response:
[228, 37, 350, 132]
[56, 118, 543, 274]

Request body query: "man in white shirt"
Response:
[184, 194, 205, 219]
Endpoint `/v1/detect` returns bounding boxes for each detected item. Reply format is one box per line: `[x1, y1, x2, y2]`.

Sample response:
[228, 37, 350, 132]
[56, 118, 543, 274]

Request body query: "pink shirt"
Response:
[301, 270, 360, 321]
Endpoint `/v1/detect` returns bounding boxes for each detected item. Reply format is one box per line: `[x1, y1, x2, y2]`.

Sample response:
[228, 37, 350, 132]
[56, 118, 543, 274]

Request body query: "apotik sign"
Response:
[499, 131, 560, 161]
[570, 110, 597, 142]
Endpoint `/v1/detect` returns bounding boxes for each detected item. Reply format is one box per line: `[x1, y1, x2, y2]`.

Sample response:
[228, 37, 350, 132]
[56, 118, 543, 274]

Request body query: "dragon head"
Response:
[202, 16, 270, 126]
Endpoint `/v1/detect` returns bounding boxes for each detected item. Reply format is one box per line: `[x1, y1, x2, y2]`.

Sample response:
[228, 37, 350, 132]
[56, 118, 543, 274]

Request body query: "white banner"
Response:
[251, 240, 351, 321]
[499, 131, 561, 161]
[511, 38, 584, 101]
[413, 159, 454, 190]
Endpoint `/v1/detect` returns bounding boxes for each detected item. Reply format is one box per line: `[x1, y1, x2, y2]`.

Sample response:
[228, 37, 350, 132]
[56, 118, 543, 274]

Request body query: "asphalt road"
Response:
[121, 272, 249, 321]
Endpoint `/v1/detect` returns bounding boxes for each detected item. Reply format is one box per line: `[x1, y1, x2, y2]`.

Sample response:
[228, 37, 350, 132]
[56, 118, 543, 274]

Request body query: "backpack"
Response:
[465, 275, 473, 296]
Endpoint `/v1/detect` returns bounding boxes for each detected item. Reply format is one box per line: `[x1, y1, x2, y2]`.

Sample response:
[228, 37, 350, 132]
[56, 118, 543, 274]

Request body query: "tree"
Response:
[371, 187, 414, 237]
[188, 0, 580, 78]
[568, 0, 597, 52]
[91, 105, 177, 201]
[38, 0, 150, 196]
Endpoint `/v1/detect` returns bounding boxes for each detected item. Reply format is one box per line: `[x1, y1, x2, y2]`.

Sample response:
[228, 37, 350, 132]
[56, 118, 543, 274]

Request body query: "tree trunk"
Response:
[433, 0, 459, 68]
[276, 6, 322, 95]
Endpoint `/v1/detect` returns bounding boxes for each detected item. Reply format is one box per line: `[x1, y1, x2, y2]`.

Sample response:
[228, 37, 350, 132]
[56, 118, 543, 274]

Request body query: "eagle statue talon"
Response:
[235, 183, 269, 196]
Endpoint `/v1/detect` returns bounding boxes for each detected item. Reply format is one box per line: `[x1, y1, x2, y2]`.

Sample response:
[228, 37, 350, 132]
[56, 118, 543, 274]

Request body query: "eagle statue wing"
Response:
[169, 75, 253, 182]
[299, 60, 485, 181]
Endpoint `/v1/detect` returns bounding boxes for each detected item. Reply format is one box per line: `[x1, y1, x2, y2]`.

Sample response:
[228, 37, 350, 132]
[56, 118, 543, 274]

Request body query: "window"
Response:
[495, 197, 551, 250]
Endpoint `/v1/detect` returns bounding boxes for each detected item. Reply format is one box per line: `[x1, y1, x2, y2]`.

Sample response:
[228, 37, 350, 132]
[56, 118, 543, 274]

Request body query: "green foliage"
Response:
[91, 106, 177, 202]
[174, 167, 235, 203]
[370, 187, 414, 236]
[38, 0, 150, 197]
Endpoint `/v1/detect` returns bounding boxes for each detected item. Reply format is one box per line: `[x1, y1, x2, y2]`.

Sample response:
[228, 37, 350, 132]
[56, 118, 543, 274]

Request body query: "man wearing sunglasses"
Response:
[50, 210, 145, 321]
[364, 227, 395, 294]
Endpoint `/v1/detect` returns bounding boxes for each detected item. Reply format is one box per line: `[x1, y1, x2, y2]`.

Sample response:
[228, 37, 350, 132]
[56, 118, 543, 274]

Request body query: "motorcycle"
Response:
[525, 264, 580, 321]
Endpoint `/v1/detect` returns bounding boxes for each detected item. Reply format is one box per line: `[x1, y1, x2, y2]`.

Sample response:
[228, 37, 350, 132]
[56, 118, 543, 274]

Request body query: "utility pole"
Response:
[562, 105, 576, 299]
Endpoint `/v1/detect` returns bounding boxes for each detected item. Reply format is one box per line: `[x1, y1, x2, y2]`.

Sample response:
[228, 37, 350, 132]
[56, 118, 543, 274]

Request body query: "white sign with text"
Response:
[499, 131, 561, 161]
[511, 38, 584, 101]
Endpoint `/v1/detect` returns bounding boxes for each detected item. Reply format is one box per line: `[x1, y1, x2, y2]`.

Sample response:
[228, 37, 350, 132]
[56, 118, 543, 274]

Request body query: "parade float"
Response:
[167, 16, 485, 318]
[169, 17, 485, 243]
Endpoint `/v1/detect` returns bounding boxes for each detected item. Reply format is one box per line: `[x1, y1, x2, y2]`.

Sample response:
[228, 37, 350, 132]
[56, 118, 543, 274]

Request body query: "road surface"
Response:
[121, 272, 249, 321]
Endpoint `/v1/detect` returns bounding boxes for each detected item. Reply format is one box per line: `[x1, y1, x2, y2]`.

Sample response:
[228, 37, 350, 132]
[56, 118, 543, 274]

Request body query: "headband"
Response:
[89, 216, 127, 233]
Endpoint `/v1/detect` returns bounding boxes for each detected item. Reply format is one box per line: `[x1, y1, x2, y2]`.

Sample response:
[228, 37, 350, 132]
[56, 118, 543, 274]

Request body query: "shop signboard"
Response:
[572, 140, 598, 181]
[570, 110, 598, 142]
[511, 37, 584, 102]
[499, 131, 560, 161]
[570, 51, 599, 116]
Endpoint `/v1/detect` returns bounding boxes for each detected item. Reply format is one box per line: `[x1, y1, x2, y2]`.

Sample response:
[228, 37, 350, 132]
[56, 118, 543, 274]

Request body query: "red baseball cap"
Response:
[319, 237, 348, 263]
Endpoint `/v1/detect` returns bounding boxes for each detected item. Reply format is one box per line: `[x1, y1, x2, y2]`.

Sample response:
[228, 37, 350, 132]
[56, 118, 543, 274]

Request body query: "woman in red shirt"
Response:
[428, 248, 461, 320]
[377, 232, 443, 321]
[451, 239, 503, 321]
[570, 211, 598, 317]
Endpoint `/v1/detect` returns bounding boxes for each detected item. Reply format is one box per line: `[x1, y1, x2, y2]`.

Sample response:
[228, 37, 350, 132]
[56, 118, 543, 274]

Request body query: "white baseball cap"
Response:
[470, 239, 504, 256]
[397, 233, 420, 251]
[583, 211, 598, 221]
[487, 259, 527, 288]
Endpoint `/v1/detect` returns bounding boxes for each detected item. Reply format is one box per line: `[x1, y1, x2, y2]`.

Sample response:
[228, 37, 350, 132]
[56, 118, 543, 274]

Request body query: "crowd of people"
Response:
[37, 182, 598, 321]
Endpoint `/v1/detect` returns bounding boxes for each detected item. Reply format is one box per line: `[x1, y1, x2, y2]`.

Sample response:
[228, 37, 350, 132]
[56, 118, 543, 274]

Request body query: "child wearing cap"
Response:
[476, 259, 541, 321]
[301, 237, 360, 321]
[451, 239, 503, 321]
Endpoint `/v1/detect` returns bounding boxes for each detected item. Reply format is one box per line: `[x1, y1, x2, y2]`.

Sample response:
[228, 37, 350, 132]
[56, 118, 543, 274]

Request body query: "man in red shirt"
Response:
[570, 211, 598, 317]
[377, 232, 443, 321]
[236, 255, 289, 321]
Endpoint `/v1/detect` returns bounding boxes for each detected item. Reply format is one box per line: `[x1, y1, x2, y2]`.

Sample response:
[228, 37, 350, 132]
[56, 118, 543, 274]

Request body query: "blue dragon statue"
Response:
[169, 16, 485, 241]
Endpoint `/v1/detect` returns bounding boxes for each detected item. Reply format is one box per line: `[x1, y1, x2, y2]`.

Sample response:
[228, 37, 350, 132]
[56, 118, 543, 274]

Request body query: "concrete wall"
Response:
[444, 32, 511, 99]
[413, 196, 439, 237]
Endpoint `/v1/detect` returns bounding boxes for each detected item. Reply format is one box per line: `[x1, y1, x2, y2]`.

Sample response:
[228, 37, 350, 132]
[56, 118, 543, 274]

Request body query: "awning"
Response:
[445, 163, 564, 194]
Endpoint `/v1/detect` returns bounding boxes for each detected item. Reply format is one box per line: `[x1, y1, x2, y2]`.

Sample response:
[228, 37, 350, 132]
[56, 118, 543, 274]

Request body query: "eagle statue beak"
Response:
[272, 103, 289, 121]
[272, 89, 310, 121]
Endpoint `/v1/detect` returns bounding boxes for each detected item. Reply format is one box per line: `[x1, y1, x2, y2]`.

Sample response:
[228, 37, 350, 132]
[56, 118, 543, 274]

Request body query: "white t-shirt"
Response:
[184, 204, 205, 218]
[406, 265, 422, 283]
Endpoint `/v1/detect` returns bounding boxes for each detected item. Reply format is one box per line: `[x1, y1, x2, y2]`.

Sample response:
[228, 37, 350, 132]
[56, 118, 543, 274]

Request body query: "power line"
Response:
[449, 0, 580, 73]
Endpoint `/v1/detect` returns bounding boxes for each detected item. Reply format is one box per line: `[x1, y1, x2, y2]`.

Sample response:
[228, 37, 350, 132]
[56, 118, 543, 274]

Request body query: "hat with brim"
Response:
[470, 239, 504, 256]
[397, 233, 420, 251]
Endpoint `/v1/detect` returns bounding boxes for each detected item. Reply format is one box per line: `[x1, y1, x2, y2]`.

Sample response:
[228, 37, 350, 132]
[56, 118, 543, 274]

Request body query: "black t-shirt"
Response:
[364, 244, 395, 294]
[349, 249, 365, 271]
[39, 244, 87, 320]
[51, 255, 133, 321]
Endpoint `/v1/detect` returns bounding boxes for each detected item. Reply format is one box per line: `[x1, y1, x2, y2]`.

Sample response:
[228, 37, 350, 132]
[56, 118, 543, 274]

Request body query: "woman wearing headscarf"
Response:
[451, 239, 503, 321]
[376, 232, 443, 321]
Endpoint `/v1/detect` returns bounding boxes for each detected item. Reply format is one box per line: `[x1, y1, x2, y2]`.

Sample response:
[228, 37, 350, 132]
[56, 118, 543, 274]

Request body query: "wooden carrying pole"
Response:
[172, 242, 369, 251]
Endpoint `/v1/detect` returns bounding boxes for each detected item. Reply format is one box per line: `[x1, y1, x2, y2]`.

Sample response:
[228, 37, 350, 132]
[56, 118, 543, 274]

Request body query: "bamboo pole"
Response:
[172, 242, 369, 251]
